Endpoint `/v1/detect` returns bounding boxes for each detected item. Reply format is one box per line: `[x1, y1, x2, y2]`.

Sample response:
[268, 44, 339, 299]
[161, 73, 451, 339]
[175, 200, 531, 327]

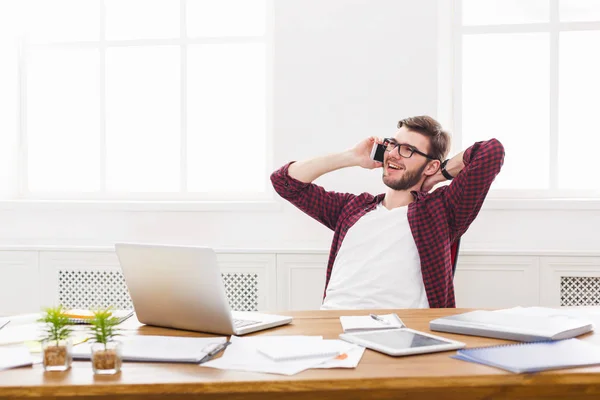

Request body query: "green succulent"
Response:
[89, 307, 121, 350]
[38, 306, 73, 346]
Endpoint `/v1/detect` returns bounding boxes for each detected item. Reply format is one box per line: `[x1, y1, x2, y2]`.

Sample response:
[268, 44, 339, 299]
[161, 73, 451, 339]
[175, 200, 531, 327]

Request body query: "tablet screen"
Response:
[356, 329, 449, 349]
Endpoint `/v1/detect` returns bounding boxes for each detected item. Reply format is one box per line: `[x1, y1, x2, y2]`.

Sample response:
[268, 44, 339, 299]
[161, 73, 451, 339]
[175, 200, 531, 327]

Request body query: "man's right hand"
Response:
[287, 136, 384, 183]
[350, 136, 384, 169]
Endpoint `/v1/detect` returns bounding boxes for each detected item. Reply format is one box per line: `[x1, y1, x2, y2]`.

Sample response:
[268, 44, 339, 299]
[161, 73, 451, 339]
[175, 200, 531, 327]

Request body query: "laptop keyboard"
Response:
[233, 318, 260, 328]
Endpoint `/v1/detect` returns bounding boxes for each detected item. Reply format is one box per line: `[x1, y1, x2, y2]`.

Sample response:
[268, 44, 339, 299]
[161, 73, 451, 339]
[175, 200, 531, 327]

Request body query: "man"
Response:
[271, 116, 504, 309]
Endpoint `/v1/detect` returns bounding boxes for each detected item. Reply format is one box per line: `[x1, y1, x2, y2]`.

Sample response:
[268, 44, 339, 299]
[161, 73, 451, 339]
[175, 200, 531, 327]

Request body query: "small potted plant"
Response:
[89, 308, 122, 375]
[39, 306, 73, 371]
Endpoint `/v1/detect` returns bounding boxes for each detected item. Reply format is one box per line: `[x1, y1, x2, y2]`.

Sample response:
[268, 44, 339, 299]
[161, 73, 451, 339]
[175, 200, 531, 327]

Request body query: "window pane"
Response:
[462, 33, 549, 189]
[187, 44, 266, 192]
[560, 0, 600, 22]
[558, 31, 600, 190]
[462, 0, 549, 26]
[106, 46, 180, 192]
[27, 48, 101, 193]
[25, 0, 100, 43]
[105, 0, 179, 40]
[0, 41, 18, 197]
[187, 0, 266, 37]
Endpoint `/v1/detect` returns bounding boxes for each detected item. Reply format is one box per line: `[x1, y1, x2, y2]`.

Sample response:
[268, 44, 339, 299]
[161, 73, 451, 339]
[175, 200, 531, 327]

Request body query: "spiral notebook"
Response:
[64, 309, 134, 325]
[453, 338, 600, 373]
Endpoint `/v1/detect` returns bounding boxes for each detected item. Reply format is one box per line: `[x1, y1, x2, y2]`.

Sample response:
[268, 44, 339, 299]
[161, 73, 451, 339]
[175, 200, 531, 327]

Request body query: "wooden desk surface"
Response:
[2, 308, 600, 400]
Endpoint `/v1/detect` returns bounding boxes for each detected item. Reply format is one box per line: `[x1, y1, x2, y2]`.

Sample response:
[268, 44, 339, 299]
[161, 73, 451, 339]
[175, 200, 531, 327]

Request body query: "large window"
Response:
[0, 0, 270, 201]
[453, 0, 600, 198]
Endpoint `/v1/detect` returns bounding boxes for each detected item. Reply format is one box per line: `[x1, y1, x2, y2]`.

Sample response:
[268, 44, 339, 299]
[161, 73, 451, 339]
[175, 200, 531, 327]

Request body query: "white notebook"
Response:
[430, 310, 593, 342]
[340, 314, 405, 333]
[72, 335, 227, 363]
[256, 339, 355, 361]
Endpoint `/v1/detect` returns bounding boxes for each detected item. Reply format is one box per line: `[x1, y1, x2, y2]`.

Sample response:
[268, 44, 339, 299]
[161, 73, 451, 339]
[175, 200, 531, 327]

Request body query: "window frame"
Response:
[8, 0, 274, 208]
[441, 0, 600, 209]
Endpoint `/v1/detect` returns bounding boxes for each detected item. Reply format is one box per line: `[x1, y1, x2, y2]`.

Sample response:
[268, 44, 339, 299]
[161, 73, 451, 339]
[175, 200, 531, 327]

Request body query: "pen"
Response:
[199, 341, 232, 364]
[370, 314, 390, 325]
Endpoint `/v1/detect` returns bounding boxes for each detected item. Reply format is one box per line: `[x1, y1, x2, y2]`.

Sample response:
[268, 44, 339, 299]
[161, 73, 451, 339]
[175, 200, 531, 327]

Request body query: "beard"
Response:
[382, 161, 429, 191]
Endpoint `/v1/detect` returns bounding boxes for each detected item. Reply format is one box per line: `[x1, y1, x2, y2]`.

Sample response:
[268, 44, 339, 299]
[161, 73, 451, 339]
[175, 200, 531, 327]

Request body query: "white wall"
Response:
[0, 0, 597, 254]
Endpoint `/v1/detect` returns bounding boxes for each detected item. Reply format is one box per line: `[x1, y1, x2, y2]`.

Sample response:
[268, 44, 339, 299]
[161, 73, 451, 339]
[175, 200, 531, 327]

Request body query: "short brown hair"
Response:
[397, 116, 451, 161]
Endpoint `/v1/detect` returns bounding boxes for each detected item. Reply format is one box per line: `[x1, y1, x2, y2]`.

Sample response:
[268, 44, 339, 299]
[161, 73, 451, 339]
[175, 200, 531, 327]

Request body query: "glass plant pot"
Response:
[42, 339, 72, 372]
[91, 341, 122, 375]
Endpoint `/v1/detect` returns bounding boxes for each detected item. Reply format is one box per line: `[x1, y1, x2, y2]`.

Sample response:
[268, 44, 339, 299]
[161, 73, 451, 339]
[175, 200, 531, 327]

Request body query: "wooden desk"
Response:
[2, 308, 600, 400]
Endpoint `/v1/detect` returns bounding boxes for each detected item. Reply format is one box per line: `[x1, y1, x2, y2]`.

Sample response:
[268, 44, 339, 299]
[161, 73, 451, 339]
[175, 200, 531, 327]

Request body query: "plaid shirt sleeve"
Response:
[270, 162, 356, 231]
[443, 138, 505, 238]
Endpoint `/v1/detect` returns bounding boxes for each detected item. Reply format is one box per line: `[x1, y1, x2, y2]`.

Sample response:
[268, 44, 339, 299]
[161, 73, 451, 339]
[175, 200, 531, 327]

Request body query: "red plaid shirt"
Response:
[271, 139, 504, 308]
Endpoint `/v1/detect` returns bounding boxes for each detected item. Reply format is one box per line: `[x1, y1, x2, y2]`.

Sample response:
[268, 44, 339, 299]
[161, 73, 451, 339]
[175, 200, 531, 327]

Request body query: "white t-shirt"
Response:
[320, 203, 429, 310]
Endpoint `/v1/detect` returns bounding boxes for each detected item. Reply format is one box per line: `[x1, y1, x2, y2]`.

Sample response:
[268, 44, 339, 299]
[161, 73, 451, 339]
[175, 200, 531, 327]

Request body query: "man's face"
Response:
[382, 126, 432, 191]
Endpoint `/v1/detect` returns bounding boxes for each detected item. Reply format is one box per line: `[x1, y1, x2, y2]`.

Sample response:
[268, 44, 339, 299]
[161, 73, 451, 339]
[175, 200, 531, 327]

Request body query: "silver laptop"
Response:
[115, 243, 292, 335]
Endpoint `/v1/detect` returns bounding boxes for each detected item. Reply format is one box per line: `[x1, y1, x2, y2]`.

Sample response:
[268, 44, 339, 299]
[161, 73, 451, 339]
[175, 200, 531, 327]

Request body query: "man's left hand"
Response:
[421, 171, 446, 192]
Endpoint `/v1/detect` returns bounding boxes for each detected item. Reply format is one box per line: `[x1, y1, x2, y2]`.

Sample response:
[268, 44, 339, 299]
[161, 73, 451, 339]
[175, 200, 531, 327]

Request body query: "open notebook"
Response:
[453, 338, 600, 373]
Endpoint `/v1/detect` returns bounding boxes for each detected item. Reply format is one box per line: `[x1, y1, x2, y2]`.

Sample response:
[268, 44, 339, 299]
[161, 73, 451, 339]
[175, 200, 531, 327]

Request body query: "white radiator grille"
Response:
[58, 270, 259, 311]
[222, 272, 259, 312]
[58, 270, 133, 310]
[560, 276, 600, 306]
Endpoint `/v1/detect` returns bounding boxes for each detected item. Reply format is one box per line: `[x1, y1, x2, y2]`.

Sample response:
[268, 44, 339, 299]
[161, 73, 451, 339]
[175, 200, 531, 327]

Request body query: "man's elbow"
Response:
[269, 169, 278, 187]
[270, 163, 295, 197]
[487, 138, 505, 173]
[270, 169, 284, 195]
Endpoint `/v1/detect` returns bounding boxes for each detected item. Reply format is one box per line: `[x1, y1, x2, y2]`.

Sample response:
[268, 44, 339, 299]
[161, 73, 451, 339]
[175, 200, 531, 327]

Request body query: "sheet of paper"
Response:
[1, 313, 39, 326]
[202, 335, 333, 376]
[312, 343, 366, 369]
[0, 324, 43, 346]
[256, 339, 355, 361]
[0, 314, 47, 346]
[340, 314, 405, 332]
[0, 345, 35, 371]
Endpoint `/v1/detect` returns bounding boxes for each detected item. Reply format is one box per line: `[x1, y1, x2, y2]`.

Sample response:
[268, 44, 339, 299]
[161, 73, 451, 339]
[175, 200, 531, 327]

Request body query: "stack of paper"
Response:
[202, 335, 365, 375]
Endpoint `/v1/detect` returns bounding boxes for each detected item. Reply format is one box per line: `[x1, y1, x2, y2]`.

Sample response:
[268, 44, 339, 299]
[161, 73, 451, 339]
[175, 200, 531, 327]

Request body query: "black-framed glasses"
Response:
[383, 138, 437, 160]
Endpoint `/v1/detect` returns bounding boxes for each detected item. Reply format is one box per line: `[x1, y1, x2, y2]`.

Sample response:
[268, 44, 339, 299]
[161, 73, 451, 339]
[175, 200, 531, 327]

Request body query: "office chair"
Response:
[450, 237, 461, 277]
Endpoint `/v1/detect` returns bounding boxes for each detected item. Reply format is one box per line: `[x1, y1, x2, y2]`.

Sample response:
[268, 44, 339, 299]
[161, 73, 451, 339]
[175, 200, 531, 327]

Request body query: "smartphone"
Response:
[370, 142, 386, 163]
